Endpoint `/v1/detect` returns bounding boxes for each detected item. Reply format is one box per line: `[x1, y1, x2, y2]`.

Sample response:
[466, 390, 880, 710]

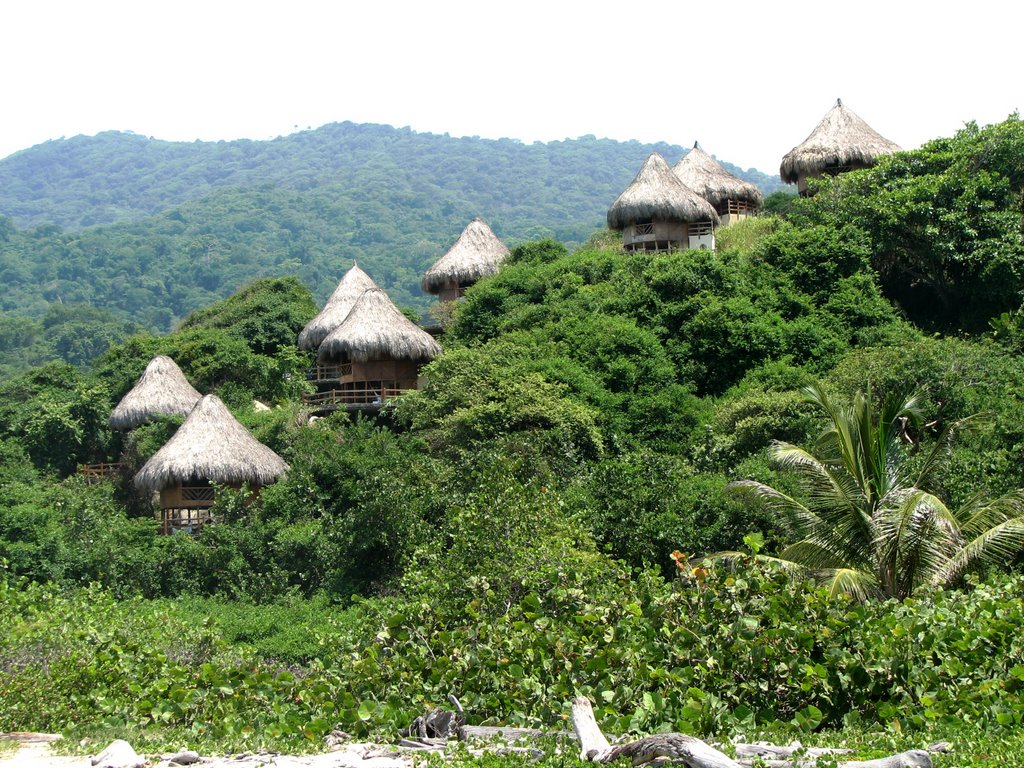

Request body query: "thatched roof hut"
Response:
[607, 152, 719, 230]
[134, 394, 288, 493]
[673, 143, 764, 214]
[109, 355, 202, 431]
[297, 263, 379, 350]
[780, 99, 901, 190]
[317, 288, 442, 364]
[422, 218, 509, 297]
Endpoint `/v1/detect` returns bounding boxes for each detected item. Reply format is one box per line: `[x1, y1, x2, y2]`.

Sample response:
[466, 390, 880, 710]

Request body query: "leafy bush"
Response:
[788, 116, 1024, 332]
[398, 346, 605, 463]
[569, 451, 773, 568]
[177, 277, 316, 357]
[7, 560, 1024, 751]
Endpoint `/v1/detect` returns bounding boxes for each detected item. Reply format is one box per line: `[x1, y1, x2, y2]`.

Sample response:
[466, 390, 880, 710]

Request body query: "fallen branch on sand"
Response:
[570, 697, 935, 768]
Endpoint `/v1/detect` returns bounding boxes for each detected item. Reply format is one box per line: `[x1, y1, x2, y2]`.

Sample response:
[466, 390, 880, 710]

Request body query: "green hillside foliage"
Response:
[0, 304, 143, 379]
[177, 276, 317, 356]
[0, 125, 783, 231]
[789, 115, 1024, 331]
[0, 125, 782, 376]
[5, 563, 1024, 762]
[446, 227, 908, 400]
[2, 117, 1024, 754]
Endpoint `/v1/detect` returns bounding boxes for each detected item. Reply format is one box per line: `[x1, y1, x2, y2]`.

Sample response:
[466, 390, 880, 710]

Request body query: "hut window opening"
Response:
[161, 507, 212, 536]
[690, 221, 714, 238]
[822, 163, 853, 177]
[181, 486, 215, 503]
[181, 477, 215, 504]
[633, 221, 655, 236]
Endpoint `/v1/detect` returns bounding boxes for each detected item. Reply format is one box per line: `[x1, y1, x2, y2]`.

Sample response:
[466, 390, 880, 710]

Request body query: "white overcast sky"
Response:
[1, 0, 1019, 174]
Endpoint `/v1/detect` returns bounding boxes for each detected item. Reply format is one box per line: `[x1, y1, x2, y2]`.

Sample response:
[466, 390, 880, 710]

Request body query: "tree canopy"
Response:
[730, 383, 1024, 600]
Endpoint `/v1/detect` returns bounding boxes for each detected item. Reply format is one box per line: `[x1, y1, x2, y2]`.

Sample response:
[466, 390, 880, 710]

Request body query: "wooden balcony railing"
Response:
[633, 222, 655, 236]
[302, 385, 412, 408]
[306, 363, 353, 382]
[79, 462, 125, 482]
[160, 508, 212, 536]
[726, 200, 755, 216]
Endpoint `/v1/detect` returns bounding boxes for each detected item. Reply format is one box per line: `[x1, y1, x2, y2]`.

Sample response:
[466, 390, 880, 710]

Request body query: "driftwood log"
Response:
[570, 697, 934, 768]
[400, 695, 466, 740]
[459, 726, 552, 743]
[399, 695, 564, 756]
[734, 743, 851, 759]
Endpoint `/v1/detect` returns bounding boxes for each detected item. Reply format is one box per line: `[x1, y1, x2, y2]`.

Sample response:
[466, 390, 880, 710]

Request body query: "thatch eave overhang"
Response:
[317, 288, 443, 364]
[780, 99, 901, 184]
[608, 152, 719, 229]
[134, 395, 288, 493]
[422, 218, 510, 294]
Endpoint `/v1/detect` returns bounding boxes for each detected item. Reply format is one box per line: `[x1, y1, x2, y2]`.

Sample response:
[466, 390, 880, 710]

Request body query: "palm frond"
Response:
[953, 489, 1024, 540]
[912, 413, 985, 490]
[727, 480, 822, 534]
[821, 568, 879, 602]
[806, 511, 877, 569]
[705, 551, 805, 573]
[780, 539, 860, 571]
[771, 443, 868, 524]
[882, 490, 959, 596]
[932, 517, 1024, 586]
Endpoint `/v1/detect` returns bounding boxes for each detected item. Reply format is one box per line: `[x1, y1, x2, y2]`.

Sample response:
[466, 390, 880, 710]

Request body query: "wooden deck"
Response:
[78, 462, 125, 483]
[302, 385, 412, 413]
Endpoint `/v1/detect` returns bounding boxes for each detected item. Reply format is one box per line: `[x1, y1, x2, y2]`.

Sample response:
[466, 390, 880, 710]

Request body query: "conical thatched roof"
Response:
[317, 288, 442, 364]
[780, 99, 901, 184]
[109, 355, 202, 430]
[421, 218, 510, 294]
[608, 153, 719, 229]
[134, 394, 288, 492]
[674, 143, 764, 209]
[297, 263, 380, 350]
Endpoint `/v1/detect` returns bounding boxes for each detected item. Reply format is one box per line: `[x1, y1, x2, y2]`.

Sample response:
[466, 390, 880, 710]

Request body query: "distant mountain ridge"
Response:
[0, 122, 784, 231]
[0, 122, 787, 377]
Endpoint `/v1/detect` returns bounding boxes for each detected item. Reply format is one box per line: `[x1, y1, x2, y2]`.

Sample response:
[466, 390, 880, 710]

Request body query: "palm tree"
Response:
[729, 383, 1024, 600]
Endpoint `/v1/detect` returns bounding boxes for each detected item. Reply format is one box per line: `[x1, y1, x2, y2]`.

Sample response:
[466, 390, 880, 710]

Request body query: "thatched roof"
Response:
[109, 355, 202, 430]
[780, 99, 901, 184]
[608, 153, 719, 229]
[422, 218, 510, 293]
[674, 143, 764, 209]
[317, 288, 442, 364]
[134, 394, 288, 492]
[297, 263, 380, 350]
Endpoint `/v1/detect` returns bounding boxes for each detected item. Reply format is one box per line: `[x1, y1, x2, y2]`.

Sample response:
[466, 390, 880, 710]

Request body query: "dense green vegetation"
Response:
[0, 125, 782, 374]
[788, 118, 1024, 332]
[0, 125, 782, 231]
[2, 116, 1024, 764]
[5, 563, 1024, 764]
[731, 383, 1024, 600]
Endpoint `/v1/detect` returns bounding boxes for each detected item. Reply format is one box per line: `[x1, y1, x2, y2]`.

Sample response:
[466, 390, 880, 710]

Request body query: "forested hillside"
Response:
[0, 124, 783, 379]
[2, 117, 1024, 763]
[0, 124, 782, 231]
